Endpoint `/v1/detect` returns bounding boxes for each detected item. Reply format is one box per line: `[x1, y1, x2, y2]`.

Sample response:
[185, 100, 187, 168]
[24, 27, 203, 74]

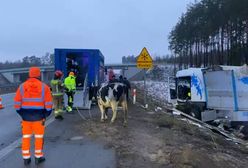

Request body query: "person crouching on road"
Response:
[64, 71, 76, 112]
[14, 67, 53, 166]
[50, 70, 64, 120]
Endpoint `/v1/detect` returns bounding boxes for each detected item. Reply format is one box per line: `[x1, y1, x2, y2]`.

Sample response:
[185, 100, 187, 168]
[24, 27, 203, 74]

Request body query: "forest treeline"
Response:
[169, 0, 248, 68]
[122, 55, 170, 64]
[0, 53, 54, 70]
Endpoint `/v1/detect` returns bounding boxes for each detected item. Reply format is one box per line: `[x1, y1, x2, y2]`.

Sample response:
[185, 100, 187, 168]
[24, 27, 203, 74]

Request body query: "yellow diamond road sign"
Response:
[137, 47, 153, 69]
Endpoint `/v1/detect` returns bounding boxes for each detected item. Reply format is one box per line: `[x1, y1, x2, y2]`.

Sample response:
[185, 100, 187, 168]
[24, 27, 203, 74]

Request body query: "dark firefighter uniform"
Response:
[50, 70, 64, 120]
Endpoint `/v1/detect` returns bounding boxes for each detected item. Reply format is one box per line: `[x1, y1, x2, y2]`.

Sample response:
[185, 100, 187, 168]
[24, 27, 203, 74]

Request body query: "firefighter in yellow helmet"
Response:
[64, 72, 76, 112]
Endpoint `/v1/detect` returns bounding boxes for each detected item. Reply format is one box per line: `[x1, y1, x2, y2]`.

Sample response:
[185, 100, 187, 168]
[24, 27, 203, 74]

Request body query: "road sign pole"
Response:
[136, 47, 153, 109]
[144, 69, 147, 108]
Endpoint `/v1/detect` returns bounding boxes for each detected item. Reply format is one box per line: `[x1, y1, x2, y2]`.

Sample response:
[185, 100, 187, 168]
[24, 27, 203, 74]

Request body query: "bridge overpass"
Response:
[0, 63, 144, 85]
[0, 66, 54, 84]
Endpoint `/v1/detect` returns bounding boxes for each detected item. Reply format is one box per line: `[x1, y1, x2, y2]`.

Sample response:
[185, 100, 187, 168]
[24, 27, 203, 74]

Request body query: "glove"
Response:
[64, 87, 69, 93]
[42, 119, 45, 126]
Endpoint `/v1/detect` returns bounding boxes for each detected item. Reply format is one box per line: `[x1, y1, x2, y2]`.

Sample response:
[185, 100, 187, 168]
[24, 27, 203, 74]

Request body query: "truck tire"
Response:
[190, 107, 201, 120]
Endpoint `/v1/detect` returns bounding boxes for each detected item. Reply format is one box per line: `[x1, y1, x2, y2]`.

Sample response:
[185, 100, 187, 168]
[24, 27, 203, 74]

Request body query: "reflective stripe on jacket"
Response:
[64, 75, 76, 91]
[50, 79, 64, 96]
[14, 78, 53, 121]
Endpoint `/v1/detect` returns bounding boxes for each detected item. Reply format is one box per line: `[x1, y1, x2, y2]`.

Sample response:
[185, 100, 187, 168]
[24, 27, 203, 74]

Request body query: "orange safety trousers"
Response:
[21, 120, 45, 159]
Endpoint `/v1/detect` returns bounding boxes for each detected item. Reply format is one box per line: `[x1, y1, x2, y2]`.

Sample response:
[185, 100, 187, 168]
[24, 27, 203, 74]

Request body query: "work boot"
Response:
[35, 157, 46, 165]
[66, 106, 71, 112]
[24, 158, 31, 165]
[66, 106, 74, 113]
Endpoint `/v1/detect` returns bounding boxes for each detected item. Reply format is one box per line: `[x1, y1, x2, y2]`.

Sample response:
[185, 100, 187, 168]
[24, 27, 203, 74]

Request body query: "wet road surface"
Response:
[0, 93, 116, 168]
[0, 93, 21, 151]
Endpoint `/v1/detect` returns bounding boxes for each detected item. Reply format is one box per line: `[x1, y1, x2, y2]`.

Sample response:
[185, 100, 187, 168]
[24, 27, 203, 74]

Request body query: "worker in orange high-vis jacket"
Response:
[14, 67, 53, 166]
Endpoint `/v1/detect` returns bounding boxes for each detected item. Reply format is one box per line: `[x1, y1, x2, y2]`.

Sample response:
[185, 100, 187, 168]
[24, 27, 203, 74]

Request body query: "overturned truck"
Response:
[54, 48, 105, 109]
[170, 65, 248, 131]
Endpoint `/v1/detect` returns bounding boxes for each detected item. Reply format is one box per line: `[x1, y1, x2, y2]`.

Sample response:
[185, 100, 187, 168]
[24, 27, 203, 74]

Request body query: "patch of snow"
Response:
[134, 80, 170, 104]
[147, 112, 155, 115]
[155, 107, 162, 112]
[133, 64, 176, 106]
[172, 111, 181, 116]
[180, 118, 203, 128]
[70, 136, 84, 141]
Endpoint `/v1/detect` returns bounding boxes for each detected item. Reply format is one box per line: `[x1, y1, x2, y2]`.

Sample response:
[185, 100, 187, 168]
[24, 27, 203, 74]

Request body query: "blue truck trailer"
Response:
[55, 48, 105, 87]
[54, 48, 105, 109]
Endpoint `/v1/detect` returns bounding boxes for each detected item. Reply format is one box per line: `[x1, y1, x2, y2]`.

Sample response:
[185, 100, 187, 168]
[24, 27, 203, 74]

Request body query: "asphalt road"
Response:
[0, 93, 116, 168]
[0, 93, 21, 151]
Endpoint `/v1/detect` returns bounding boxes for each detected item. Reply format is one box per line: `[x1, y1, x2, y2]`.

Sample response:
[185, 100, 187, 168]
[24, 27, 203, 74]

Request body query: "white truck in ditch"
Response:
[170, 65, 248, 129]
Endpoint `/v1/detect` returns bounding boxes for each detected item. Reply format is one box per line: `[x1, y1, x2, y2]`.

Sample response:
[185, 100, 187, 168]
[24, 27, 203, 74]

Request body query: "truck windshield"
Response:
[177, 77, 191, 101]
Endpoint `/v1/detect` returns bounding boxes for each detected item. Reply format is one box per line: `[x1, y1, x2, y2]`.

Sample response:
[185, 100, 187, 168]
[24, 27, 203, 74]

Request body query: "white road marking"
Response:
[2, 104, 14, 108]
[0, 117, 55, 160]
[0, 93, 15, 97]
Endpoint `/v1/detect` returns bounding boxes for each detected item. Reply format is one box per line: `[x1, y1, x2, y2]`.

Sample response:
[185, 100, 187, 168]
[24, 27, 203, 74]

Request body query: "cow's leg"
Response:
[110, 102, 118, 123]
[98, 104, 105, 122]
[104, 108, 108, 120]
[122, 101, 128, 126]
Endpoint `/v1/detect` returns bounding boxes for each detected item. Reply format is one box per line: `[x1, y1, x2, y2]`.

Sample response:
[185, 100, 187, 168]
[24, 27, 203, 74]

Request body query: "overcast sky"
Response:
[0, 0, 194, 63]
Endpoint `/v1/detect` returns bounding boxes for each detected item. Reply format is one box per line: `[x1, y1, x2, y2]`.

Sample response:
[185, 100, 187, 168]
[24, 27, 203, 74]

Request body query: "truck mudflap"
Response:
[201, 110, 217, 122]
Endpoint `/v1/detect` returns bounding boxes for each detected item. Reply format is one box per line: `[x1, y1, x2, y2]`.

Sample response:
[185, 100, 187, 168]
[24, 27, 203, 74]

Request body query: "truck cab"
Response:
[176, 68, 206, 104]
[169, 68, 207, 119]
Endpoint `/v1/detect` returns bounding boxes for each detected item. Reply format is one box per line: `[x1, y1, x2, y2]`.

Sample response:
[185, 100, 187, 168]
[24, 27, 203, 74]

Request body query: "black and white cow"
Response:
[97, 82, 128, 125]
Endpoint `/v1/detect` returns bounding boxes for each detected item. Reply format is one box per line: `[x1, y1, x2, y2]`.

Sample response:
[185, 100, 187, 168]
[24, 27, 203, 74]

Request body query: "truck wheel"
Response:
[240, 125, 248, 140]
[190, 107, 201, 120]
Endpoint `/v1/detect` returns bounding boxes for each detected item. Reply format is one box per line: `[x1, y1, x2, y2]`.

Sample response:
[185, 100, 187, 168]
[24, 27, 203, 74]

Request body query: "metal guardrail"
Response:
[0, 84, 19, 94]
[0, 66, 54, 73]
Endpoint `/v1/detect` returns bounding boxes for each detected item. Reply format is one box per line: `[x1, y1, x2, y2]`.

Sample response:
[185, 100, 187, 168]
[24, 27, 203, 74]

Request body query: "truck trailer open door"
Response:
[55, 48, 105, 110]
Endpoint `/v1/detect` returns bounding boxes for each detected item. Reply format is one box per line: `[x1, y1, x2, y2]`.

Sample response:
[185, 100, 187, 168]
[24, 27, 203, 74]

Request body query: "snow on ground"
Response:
[133, 80, 169, 103]
[133, 64, 175, 105]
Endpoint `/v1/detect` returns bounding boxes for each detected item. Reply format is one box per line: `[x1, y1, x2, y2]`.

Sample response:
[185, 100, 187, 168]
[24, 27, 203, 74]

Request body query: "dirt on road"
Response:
[74, 99, 248, 168]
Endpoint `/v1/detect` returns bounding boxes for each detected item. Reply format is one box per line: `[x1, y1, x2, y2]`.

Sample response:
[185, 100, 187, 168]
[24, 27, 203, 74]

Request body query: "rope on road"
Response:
[76, 107, 88, 121]
[88, 109, 92, 119]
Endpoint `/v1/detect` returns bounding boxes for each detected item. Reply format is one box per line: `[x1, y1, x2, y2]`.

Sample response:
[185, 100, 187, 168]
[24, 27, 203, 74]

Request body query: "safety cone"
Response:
[0, 97, 4, 109]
